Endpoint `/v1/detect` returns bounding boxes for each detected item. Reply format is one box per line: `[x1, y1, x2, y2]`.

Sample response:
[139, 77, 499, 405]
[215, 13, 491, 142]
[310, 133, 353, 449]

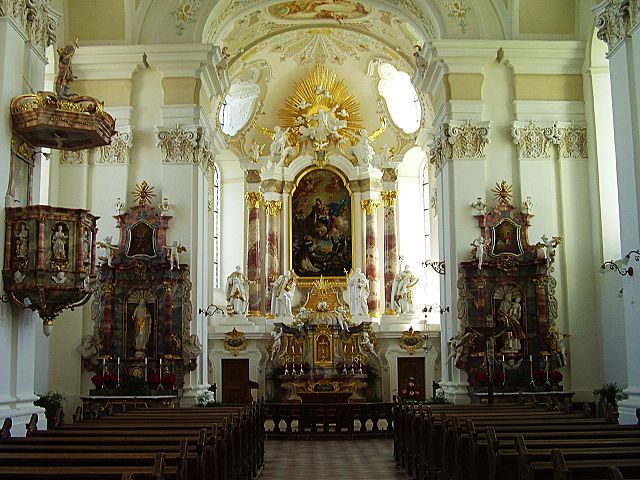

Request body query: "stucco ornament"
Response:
[156, 125, 200, 163]
[511, 121, 555, 158]
[554, 123, 588, 159]
[447, 120, 491, 158]
[98, 130, 132, 164]
[594, 0, 630, 54]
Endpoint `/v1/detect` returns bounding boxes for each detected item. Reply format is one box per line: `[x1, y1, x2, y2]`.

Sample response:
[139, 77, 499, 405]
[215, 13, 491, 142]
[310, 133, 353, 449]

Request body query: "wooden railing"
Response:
[264, 402, 394, 436]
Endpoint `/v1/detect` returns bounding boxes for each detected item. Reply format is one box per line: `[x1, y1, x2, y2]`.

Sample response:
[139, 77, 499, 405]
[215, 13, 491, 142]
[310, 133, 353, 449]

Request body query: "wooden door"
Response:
[222, 358, 250, 404]
[397, 357, 426, 401]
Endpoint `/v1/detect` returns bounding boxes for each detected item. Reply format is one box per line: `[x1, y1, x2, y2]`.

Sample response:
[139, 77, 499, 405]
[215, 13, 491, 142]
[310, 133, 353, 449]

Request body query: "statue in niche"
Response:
[131, 293, 153, 358]
[494, 286, 525, 352]
[391, 265, 419, 314]
[226, 265, 249, 315]
[52, 224, 68, 260]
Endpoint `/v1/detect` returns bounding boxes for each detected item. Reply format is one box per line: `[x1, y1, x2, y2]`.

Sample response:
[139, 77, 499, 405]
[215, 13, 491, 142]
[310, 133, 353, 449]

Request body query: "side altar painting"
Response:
[78, 182, 202, 394]
[291, 167, 352, 279]
[455, 181, 567, 392]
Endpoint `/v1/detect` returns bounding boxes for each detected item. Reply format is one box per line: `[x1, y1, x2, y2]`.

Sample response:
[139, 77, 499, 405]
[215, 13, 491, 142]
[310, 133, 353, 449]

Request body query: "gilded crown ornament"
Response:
[492, 180, 513, 205]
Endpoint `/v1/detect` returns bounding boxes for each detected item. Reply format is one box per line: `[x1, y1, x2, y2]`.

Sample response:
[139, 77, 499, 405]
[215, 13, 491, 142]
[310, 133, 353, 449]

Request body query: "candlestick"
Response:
[529, 355, 535, 387]
[117, 357, 120, 387]
[101, 358, 105, 389]
[159, 357, 163, 373]
[144, 357, 148, 382]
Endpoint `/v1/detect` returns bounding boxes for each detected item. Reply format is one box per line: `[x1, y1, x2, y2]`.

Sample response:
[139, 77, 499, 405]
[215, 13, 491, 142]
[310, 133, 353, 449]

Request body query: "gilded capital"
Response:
[381, 191, 398, 207]
[361, 199, 380, 215]
[263, 200, 282, 216]
[245, 191, 263, 209]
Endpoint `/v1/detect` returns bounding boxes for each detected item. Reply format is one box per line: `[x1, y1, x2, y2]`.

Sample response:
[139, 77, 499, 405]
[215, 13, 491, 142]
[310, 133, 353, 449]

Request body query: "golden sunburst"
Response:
[278, 64, 363, 149]
[132, 181, 156, 206]
[491, 180, 513, 205]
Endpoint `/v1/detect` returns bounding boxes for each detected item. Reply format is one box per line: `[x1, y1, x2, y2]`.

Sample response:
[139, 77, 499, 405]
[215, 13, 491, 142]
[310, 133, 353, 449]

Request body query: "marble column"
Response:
[245, 191, 263, 315]
[264, 200, 282, 315]
[361, 199, 380, 314]
[381, 191, 399, 314]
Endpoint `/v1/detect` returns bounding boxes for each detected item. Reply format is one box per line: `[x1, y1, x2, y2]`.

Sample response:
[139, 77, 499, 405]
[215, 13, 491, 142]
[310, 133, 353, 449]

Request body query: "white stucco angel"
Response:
[97, 236, 118, 267]
[470, 236, 486, 270]
[349, 129, 375, 166]
[268, 126, 296, 164]
[361, 331, 377, 358]
[336, 306, 349, 331]
[270, 327, 284, 361]
[541, 234, 562, 265]
[226, 265, 249, 315]
[447, 329, 474, 368]
[51, 271, 67, 285]
[270, 271, 296, 317]
[164, 240, 186, 270]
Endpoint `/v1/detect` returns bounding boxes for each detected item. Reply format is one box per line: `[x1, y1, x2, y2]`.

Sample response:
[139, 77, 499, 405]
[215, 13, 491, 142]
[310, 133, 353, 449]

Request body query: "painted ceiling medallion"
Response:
[443, 0, 471, 33]
[278, 64, 363, 152]
[268, 1, 371, 21]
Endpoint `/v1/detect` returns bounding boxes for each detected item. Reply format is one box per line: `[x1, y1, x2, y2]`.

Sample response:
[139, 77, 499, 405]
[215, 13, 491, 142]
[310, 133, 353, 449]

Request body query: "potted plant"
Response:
[196, 390, 220, 407]
[593, 382, 624, 417]
[34, 391, 65, 429]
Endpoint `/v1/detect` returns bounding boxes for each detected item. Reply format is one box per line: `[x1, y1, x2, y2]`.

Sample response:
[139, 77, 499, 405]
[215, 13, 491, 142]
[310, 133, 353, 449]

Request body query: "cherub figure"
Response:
[51, 271, 67, 285]
[270, 327, 284, 362]
[97, 236, 118, 267]
[55, 41, 78, 98]
[361, 331, 377, 358]
[470, 236, 486, 270]
[164, 240, 186, 270]
[541, 234, 562, 265]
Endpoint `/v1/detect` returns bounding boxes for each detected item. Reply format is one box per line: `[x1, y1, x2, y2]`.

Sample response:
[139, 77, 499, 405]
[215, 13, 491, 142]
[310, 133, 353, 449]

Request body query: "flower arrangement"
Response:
[196, 390, 219, 407]
[492, 370, 505, 385]
[474, 370, 489, 385]
[399, 377, 420, 401]
[91, 373, 118, 388]
[161, 372, 177, 388]
[532, 368, 546, 385]
[147, 373, 160, 389]
[549, 370, 563, 385]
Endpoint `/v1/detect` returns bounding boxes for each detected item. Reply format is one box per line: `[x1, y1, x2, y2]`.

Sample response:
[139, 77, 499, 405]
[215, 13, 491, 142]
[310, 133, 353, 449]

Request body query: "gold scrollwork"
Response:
[497, 256, 519, 275]
[245, 192, 263, 209]
[360, 199, 380, 215]
[399, 326, 424, 355]
[263, 200, 282, 216]
[223, 328, 248, 356]
[380, 191, 397, 207]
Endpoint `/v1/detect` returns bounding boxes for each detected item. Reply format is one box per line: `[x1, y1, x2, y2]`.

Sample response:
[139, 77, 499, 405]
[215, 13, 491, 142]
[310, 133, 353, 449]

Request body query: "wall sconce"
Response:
[199, 304, 226, 317]
[599, 261, 633, 276]
[423, 260, 446, 275]
[423, 304, 450, 314]
[622, 250, 640, 266]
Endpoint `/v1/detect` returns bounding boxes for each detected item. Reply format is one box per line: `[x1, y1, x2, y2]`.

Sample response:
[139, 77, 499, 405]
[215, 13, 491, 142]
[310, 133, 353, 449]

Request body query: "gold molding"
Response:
[245, 192, 263, 209]
[361, 199, 380, 215]
[399, 327, 424, 355]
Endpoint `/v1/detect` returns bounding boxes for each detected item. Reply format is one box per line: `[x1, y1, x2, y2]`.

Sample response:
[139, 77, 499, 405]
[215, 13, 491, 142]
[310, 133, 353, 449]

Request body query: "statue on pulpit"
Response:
[391, 265, 419, 314]
[347, 267, 369, 316]
[226, 266, 249, 315]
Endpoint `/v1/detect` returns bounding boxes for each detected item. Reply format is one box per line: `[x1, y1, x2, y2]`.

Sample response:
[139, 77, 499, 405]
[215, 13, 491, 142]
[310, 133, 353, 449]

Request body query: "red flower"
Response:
[161, 372, 177, 387]
[104, 373, 118, 388]
[91, 374, 104, 387]
[549, 370, 563, 384]
[474, 371, 489, 385]
[532, 369, 546, 383]
[492, 371, 505, 384]
[401, 389, 408, 396]
[147, 373, 160, 387]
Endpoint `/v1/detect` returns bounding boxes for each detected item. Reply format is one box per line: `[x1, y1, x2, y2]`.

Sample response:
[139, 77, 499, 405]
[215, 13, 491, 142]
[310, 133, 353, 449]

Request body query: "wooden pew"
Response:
[550, 448, 640, 480]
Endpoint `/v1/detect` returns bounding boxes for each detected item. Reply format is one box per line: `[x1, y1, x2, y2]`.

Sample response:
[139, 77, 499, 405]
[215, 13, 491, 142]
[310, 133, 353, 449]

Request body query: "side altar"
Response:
[266, 277, 381, 403]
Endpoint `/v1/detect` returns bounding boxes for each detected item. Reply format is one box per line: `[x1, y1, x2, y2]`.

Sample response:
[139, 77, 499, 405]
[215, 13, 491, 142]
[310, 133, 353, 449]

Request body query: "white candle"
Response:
[529, 355, 533, 362]
[159, 358, 163, 372]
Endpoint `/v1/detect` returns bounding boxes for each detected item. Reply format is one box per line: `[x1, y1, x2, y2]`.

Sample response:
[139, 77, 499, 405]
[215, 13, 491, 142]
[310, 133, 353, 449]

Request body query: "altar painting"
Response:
[291, 167, 352, 278]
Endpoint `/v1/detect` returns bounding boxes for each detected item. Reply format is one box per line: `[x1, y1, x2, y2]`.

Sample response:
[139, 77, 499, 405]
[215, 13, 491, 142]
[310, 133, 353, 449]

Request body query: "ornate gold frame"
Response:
[399, 327, 424, 355]
[313, 323, 333, 367]
[223, 328, 248, 356]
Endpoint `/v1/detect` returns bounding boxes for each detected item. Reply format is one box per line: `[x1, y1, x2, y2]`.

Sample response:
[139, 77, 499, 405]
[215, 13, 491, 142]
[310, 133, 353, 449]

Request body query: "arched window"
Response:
[218, 78, 260, 137]
[211, 165, 221, 288]
[377, 63, 421, 134]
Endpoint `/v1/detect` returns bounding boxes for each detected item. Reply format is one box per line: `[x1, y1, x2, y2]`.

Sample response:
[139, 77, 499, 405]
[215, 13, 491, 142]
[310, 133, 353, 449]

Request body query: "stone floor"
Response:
[259, 438, 407, 480]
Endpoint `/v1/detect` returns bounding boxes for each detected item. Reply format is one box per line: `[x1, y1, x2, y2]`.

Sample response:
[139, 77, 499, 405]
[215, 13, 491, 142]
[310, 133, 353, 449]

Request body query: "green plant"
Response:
[34, 391, 65, 429]
[427, 391, 451, 404]
[593, 382, 624, 404]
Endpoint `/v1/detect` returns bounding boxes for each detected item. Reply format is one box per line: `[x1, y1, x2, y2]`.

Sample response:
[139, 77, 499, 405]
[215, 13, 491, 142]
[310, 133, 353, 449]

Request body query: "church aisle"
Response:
[260, 438, 407, 479]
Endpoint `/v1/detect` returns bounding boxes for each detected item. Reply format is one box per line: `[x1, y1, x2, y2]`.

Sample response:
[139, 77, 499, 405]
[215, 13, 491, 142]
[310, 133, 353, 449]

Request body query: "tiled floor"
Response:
[259, 438, 407, 479]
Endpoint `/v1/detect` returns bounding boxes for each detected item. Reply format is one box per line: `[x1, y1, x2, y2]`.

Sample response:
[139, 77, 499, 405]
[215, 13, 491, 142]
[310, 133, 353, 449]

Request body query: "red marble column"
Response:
[246, 192, 263, 315]
[381, 191, 399, 314]
[361, 199, 380, 314]
[102, 283, 115, 356]
[264, 200, 282, 315]
[164, 281, 174, 355]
